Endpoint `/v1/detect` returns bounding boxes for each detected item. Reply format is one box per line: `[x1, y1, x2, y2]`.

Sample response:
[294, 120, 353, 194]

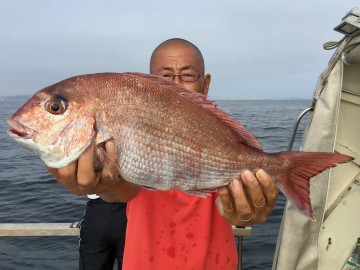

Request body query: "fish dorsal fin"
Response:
[124, 72, 262, 151]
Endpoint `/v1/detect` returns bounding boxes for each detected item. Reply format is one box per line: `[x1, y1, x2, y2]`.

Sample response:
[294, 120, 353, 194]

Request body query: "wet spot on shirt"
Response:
[215, 252, 220, 265]
[169, 222, 176, 235]
[170, 222, 176, 228]
[186, 223, 193, 233]
[166, 246, 176, 259]
[185, 232, 194, 239]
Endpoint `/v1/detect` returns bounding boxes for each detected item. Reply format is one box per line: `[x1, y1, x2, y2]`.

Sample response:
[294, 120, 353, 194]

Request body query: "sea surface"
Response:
[0, 97, 312, 270]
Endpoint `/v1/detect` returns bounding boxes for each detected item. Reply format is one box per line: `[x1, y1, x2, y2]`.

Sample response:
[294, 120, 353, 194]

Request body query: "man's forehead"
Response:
[159, 64, 194, 72]
[154, 48, 201, 68]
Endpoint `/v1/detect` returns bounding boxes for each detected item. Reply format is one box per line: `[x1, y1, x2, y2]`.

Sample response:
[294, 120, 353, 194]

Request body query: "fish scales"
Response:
[7, 72, 354, 219]
[91, 75, 244, 190]
[114, 108, 239, 188]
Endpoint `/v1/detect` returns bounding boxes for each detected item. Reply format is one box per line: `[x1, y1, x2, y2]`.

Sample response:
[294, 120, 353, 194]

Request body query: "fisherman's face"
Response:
[150, 45, 211, 95]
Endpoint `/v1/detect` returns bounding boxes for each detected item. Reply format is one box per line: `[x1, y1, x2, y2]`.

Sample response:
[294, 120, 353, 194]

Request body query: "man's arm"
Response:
[47, 141, 140, 202]
[216, 169, 278, 226]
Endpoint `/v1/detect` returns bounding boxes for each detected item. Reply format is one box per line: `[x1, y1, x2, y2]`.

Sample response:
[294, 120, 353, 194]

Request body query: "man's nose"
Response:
[173, 75, 183, 85]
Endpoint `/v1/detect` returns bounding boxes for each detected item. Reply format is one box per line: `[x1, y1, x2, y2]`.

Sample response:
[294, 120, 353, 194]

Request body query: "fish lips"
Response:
[7, 118, 34, 139]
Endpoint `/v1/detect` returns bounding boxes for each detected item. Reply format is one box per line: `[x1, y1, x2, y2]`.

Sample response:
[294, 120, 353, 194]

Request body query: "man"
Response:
[49, 38, 278, 269]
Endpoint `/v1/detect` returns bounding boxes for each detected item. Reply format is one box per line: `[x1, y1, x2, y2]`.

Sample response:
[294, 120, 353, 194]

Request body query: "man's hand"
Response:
[216, 169, 278, 226]
[47, 141, 139, 201]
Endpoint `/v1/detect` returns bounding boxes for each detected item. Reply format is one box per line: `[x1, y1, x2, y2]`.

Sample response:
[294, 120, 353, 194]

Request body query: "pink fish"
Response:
[7, 73, 353, 220]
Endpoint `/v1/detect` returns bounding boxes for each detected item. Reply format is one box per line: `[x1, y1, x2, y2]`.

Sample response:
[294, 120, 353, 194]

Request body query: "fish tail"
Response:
[272, 151, 353, 220]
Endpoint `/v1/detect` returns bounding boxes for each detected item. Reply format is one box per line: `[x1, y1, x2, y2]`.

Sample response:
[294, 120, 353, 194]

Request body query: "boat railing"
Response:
[0, 223, 251, 270]
[287, 105, 314, 151]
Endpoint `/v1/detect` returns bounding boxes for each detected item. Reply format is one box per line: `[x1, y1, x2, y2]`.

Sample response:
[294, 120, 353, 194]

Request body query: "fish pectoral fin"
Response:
[94, 111, 112, 145]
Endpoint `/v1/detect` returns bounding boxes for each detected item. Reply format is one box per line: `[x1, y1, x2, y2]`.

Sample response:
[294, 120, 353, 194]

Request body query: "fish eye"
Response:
[45, 99, 67, 115]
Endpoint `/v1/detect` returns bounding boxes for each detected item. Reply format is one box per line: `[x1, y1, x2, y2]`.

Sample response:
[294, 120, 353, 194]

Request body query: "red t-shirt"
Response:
[122, 189, 238, 270]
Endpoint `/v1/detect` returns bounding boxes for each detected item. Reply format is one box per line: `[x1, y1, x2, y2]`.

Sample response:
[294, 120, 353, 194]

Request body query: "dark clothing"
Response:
[79, 198, 127, 270]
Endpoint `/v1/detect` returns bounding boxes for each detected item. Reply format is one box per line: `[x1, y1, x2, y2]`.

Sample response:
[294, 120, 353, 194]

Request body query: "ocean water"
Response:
[0, 97, 311, 270]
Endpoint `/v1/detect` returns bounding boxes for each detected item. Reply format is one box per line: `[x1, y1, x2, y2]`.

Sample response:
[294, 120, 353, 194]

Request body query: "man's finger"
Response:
[256, 169, 278, 209]
[47, 163, 84, 195]
[77, 144, 98, 188]
[241, 170, 266, 209]
[47, 163, 76, 184]
[229, 176, 253, 222]
[217, 186, 235, 216]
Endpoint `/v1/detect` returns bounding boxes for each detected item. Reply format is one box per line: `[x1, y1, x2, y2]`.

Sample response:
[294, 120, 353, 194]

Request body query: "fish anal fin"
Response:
[183, 189, 217, 198]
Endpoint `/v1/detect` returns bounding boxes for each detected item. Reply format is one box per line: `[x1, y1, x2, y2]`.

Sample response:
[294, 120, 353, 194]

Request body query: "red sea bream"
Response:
[7, 72, 353, 220]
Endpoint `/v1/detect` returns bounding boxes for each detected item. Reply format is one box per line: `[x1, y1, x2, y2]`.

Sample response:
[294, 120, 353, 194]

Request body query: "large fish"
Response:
[7, 72, 352, 219]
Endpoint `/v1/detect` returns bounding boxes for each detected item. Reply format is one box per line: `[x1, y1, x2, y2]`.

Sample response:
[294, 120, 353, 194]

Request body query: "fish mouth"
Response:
[7, 118, 34, 139]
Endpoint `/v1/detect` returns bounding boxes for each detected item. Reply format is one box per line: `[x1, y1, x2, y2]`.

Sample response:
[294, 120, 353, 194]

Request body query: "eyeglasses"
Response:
[156, 72, 203, 82]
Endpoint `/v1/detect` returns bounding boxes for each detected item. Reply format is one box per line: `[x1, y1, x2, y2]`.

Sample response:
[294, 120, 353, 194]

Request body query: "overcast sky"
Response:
[1, 0, 358, 99]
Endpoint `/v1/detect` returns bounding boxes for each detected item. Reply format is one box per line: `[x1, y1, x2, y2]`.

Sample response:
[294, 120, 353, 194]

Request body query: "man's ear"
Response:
[203, 73, 211, 96]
